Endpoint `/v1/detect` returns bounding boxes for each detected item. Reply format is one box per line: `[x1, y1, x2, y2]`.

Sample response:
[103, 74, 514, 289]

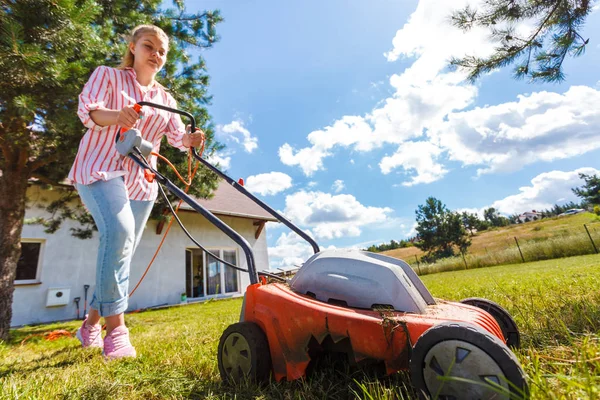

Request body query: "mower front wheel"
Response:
[409, 322, 528, 400]
[460, 297, 520, 349]
[217, 321, 272, 385]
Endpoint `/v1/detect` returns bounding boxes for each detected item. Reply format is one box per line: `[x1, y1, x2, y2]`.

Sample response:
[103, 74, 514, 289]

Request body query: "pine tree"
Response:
[0, 0, 222, 341]
[461, 211, 481, 236]
[415, 197, 471, 262]
[572, 173, 600, 206]
[450, 0, 594, 82]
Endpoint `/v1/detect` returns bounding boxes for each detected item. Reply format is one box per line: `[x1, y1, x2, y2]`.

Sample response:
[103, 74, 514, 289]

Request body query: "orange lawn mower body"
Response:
[120, 102, 528, 400]
[224, 250, 528, 400]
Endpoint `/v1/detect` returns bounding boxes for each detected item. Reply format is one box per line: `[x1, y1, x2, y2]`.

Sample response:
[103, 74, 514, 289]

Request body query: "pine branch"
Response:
[166, 12, 209, 21]
[28, 153, 59, 173]
[30, 173, 59, 186]
[450, 0, 592, 82]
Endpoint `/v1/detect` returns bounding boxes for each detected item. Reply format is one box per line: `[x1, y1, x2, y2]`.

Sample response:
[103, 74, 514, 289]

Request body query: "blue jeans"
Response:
[76, 178, 154, 317]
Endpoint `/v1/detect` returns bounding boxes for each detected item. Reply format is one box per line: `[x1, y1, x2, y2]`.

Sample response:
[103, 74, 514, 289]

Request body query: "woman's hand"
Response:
[116, 105, 141, 130]
[183, 127, 205, 148]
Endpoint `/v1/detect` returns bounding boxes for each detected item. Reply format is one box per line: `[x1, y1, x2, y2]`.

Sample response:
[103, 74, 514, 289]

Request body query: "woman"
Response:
[68, 24, 205, 359]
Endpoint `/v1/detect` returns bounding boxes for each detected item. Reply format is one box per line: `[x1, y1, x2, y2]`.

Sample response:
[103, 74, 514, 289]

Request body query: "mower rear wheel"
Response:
[409, 322, 528, 400]
[460, 297, 520, 348]
[218, 322, 271, 384]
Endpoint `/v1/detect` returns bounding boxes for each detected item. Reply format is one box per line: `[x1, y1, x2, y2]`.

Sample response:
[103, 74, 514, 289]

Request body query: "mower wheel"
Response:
[460, 297, 520, 349]
[409, 322, 528, 400]
[218, 321, 271, 384]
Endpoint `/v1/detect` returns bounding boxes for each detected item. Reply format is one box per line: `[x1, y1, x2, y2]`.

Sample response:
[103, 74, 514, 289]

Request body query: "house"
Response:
[517, 210, 542, 223]
[12, 181, 277, 327]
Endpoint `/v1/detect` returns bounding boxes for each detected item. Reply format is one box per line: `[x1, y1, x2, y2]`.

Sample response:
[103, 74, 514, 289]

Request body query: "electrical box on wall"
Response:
[46, 288, 70, 307]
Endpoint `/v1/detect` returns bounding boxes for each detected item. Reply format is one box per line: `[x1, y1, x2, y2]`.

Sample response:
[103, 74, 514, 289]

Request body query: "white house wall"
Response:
[12, 185, 270, 327]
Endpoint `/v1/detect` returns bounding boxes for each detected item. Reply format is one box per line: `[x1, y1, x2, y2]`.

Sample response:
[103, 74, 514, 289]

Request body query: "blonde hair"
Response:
[119, 24, 169, 69]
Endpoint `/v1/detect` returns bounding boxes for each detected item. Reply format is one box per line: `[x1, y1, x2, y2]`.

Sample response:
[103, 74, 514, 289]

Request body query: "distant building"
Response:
[517, 210, 542, 223]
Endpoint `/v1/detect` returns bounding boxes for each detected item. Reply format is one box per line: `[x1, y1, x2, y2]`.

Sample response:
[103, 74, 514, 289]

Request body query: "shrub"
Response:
[594, 205, 600, 216]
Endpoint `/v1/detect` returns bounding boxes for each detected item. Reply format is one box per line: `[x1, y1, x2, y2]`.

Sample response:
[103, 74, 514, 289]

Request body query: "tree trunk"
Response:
[0, 168, 29, 341]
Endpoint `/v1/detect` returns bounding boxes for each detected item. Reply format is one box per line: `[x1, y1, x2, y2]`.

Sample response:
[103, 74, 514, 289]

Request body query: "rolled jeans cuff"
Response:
[89, 294, 129, 317]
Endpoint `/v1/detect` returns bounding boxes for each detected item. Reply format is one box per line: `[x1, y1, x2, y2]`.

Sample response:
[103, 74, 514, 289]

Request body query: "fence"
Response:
[409, 223, 600, 276]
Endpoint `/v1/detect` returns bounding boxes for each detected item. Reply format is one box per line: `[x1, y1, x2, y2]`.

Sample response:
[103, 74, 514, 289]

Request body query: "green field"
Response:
[2, 253, 600, 399]
[384, 212, 600, 275]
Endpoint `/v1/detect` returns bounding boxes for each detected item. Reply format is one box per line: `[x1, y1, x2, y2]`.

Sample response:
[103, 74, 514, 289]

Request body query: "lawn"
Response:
[2, 253, 600, 399]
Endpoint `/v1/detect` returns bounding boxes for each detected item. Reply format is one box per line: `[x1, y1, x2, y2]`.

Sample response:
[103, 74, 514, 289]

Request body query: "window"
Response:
[15, 241, 43, 283]
[185, 248, 239, 298]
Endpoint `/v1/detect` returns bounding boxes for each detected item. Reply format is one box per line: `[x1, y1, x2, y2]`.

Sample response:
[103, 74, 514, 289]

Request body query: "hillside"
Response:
[383, 212, 600, 263]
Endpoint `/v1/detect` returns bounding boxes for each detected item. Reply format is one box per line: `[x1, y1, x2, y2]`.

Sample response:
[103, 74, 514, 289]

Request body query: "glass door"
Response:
[186, 248, 240, 298]
[206, 251, 221, 295]
[185, 248, 205, 298]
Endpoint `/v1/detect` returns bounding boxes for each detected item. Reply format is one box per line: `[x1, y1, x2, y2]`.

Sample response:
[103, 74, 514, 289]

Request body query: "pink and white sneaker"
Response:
[103, 325, 136, 360]
[76, 317, 103, 349]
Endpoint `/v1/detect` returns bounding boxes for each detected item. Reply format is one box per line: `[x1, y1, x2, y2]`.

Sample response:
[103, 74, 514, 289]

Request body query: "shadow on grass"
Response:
[0, 346, 83, 379]
[180, 357, 417, 400]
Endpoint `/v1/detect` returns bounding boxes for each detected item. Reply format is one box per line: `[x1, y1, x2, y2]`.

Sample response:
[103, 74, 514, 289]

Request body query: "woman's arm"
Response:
[90, 105, 139, 129]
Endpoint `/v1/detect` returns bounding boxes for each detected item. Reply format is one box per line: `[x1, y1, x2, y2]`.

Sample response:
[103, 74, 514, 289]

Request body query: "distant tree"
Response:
[450, 0, 594, 82]
[415, 197, 471, 262]
[483, 207, 510, 227]
[572, 173, 600, 206]
[461, 211, 481, 236]
[509, 213, 521, 224]
[364, 239, 413, 253]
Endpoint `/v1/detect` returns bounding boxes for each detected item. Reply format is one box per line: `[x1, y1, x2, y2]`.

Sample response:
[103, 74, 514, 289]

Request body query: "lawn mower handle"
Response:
[190, 148, 320, 255]
[122, 102, 261, 284]
[136, 101, 320, 254]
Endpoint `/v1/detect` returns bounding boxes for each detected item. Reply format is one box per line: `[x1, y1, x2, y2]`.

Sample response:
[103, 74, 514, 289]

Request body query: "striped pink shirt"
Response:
[68, 66, 188, 201]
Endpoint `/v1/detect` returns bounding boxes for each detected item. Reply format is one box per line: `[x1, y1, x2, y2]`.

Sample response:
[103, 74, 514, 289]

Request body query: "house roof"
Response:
[519, 211, 541, 216]
[29, 179, 279, 222]
[179, 180, 279, 222]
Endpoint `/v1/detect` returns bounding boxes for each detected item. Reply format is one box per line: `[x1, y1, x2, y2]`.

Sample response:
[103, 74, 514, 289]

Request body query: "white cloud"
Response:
[490, 167, 600, 215]
[405, 222, 418, 238]
[205, 152, 231, 170]
[332, 180, 345, 193]
[218, 120, 258, 153]
[278, 0, 600, 185]
[268, 231, 316, 269]
[380, 141, 448, 186]
[278, 0, 489, 184]
[245, 172, 292, 196]
[432, 86, 600, 175]
[278, 75, 477, 181]
[279, 143, 331, 176]
[281, 191, 393, 240]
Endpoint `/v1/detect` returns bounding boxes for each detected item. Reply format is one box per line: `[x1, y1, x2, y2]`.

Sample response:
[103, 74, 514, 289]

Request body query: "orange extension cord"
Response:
[129, 139, 205, 297]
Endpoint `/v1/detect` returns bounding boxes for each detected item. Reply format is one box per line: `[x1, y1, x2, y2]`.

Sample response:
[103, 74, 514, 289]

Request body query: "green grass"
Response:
[2, 253, 600, 399]
[384, 212, 600, 269]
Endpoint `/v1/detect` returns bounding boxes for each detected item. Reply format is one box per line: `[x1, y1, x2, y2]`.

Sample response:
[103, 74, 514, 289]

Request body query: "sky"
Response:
[183, 0, 600, 270]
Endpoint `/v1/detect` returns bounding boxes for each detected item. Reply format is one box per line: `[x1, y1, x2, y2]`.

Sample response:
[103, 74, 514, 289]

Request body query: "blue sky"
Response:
[184, 0, 600, 269]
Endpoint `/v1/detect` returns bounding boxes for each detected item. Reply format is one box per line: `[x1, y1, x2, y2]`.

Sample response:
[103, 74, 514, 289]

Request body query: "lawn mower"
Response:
[118, 102, 529, 399]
